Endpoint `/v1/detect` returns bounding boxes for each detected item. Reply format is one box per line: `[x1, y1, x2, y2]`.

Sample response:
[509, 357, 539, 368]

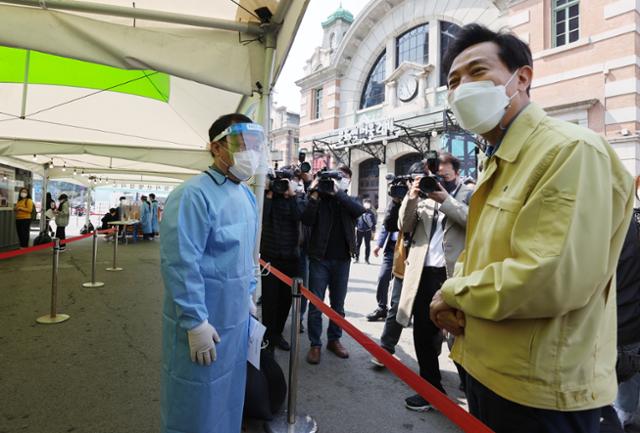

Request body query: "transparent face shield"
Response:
[213, 122, 269, 175]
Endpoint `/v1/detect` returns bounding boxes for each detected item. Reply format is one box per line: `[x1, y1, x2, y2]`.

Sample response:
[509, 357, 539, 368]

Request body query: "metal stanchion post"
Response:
[265, 278, 318, 433]
[106, 229, 123, 271]
[36, 238, 70, 324]
[82, 230, 105, 288]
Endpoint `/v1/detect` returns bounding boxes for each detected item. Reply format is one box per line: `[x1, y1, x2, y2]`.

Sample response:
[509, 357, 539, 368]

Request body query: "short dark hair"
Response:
[439, 152, 461, 173]
[149, 193, 155, 199]
[337, 164, 352, 178]
[208, 113, 253, 142]
[119, 196, 126, 201]
[442, 24, 533, 94]
[109, 208, 117, 213]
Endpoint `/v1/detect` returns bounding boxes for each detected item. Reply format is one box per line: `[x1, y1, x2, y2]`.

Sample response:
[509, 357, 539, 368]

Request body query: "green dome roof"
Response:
[321, 6, 354, 28]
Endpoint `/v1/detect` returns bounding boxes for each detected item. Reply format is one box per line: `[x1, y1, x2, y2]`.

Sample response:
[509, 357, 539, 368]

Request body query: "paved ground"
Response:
[0, 237, 638, 433]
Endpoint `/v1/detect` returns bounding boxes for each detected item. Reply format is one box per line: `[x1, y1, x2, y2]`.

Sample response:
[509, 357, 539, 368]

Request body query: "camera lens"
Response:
[419, 176, 439, 194]
[300, 162, 311, 173]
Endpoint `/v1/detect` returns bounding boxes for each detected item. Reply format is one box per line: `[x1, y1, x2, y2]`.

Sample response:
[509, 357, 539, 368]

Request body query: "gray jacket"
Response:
[56, 201, 70, 227]
[396, 182, 473, 327]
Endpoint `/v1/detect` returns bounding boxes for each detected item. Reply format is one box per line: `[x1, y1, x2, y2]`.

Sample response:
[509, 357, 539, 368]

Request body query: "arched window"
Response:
[396, 24, 429, 67]
[360, 51, 386, 109]
[329, 32, 336, 49]
[358, 158, 380, 208]
[395, 153, 422, 176]
[440, 21, 461, 86]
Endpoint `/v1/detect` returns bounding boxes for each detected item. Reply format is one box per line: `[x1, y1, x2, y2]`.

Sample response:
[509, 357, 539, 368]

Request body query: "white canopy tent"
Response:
[0, 0, 309, 268]
[0, 0, 308, 180]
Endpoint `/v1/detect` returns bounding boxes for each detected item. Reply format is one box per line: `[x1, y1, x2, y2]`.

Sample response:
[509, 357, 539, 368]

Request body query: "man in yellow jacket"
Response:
[430, 24, 635, 433]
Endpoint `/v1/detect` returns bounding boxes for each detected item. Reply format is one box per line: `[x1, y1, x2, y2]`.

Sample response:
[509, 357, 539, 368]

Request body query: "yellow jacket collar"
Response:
[494, 102, 546, 163]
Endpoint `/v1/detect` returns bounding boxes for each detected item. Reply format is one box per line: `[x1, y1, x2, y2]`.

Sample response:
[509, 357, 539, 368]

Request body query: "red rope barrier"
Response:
[260, 259, 494, 433]
[60, 232, 93, 245]
[0, 228, 117, 260]
[0, 241, 55, 260]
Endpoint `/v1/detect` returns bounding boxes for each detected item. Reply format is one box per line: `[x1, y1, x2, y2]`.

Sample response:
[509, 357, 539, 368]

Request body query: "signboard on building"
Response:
[336, 118, 401, 146]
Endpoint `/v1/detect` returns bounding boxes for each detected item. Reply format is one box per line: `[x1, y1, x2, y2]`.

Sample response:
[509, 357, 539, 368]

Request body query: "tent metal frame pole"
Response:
[252, 32, 276, 300]
[20, 49, 30, 118]
[39, 164, 48, 233]
[0, 0, 265, 35]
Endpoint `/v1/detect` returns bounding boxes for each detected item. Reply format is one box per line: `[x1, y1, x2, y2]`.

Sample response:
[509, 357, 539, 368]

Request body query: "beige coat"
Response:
[396, 184, 473, 327]
[441, 184, 474, 277]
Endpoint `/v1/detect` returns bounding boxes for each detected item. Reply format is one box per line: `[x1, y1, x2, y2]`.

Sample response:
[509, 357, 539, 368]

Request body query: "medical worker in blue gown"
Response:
[149, 193, 159, 237]
[140, 195, 153, 240]
[160, 113, 265, 433]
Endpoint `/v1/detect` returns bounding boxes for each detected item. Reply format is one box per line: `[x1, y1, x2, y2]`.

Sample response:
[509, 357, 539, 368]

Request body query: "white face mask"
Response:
[20, 192, 27, 198]
[448, 70, 520, 134]
[364, 203, 371, 210]
[338, 178, 351, 191]
[229, 150, 261, 182]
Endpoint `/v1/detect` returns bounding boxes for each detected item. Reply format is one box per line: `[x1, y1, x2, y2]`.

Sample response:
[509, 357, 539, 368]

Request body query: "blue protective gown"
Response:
[160, 168, 257, 433]
[140, 201, 153, 234]
[151, 200, 159, 234]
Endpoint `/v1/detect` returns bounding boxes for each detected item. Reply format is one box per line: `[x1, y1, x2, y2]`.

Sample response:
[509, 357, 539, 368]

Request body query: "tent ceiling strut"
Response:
[0, 0, 268, 35]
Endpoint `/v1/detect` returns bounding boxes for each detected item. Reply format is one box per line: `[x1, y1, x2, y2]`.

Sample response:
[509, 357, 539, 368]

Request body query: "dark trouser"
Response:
[355, 230, 372, 261]
[15, 219, 31, 248]
[55, 226, 66, 247]
[299, 252, 309, 320]
[413, 266, 446, 393]
[466, 372, 602, 433]
[380, 276, 404, 353]
[261, 257, 299, 346]
[307, 258, 350, 347]
[374, 246, 394, 309]
[600, 405, 624, 433]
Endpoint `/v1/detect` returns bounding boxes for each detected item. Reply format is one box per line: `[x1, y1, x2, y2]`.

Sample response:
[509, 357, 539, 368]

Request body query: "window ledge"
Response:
[532, 38, 590, 60]
[300, 117, 325, 127]
[356, 103, 385, 114]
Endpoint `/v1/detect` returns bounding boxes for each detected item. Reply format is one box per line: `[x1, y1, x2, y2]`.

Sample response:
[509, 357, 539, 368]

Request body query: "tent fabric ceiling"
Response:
[0, 0, 308, 184]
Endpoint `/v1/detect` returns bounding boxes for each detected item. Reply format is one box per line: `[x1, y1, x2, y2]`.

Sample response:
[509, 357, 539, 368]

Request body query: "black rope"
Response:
[26, 72, 161, 118]
[142, 72, 208, 144]
[228, 0, 261, 20]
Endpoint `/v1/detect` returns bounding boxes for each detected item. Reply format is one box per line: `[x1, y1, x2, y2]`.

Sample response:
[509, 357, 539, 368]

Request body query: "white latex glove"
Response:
[187, 321, 221, 366]
[249, 297, 257, 316]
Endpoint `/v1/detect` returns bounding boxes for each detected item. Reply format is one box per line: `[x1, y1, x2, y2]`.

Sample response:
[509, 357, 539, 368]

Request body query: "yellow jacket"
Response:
[442, 103, 635, 411]
[15, 198, 33, 220]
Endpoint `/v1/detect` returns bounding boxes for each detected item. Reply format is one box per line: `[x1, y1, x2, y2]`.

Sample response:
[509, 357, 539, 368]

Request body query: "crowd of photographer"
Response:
[261, 147, 475, 398]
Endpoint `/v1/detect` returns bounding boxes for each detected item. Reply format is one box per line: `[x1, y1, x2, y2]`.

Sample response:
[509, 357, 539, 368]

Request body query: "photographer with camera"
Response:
[396, 153, 473, 411]
[302, 165, 365, 364]
[260, 167, 307, 352]
[366, 180, 405, 322]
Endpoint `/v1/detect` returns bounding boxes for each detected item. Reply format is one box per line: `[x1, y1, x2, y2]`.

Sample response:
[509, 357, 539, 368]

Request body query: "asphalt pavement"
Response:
[1, 238, 637, 433]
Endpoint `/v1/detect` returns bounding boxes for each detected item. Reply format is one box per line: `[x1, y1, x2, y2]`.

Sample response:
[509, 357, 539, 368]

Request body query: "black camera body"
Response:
[385, 173, 412, 199]
[418, 150, 442, 195]
[268, 169, 294, 194]
[316, 169, 343, 194]
[418, 175, 443, 195]
[289, 150, 311, 178]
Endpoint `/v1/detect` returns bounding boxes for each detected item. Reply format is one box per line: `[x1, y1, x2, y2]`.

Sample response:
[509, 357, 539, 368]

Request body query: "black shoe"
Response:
[275, 335, 290, 351]
[405, 394, 432, 412]
[366, 307, 388, 322]
[365, 260, 371, 265]
[299, 321, 305, 333]
[353, 258, 359, 264]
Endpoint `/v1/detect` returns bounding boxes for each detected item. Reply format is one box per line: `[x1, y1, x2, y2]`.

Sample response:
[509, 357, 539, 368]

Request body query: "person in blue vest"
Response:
[149, 193, 159, 238]
[139, 195, 153, 240]
[160, 113, 263, 433]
